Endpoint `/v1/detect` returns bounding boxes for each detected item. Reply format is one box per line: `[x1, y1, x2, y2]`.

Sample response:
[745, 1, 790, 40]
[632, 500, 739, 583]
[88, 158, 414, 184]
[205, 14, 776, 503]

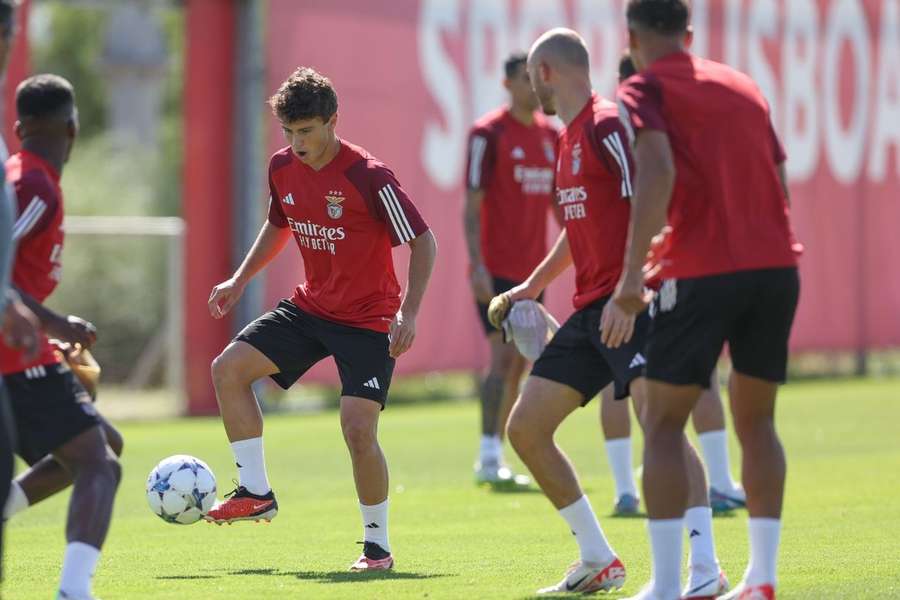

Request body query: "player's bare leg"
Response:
[719, 371, 784, 598]
[638, 380, 702, 599]
[476, 332, 529, 486]
[600, 384, 639, 514]
[205, 341, 280, 524]
[693, 368, 745, 511]
[5, 417, 122, 519]
[508, 376, 625, 593]
[340, 396, 393, 571]
[52, 425, 121, 600]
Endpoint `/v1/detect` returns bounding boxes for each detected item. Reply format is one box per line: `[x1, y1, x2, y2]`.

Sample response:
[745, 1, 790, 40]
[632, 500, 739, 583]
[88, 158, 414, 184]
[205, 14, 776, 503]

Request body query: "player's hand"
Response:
[45, 314, 97, 349]
[486, 281, 540, 331]
[1, 298, 41, 361]
[208, 277, 245, 319]
[599, 299, 636, 348]
[469, 264, 494, 304]
[388, 310, 416, 358]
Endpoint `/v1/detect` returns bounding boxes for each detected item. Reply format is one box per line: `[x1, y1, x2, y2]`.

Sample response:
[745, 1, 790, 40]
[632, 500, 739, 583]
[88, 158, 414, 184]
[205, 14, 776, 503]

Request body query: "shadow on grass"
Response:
[228, 567, 452, 584]
[712, 509, 740, 519]
[156, 574, 220, 580]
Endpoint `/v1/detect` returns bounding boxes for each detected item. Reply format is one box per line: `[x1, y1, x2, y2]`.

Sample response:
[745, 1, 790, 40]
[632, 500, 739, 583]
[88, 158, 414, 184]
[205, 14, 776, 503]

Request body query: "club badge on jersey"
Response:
[543, 139, 556, 164]
[326, 190, 344, 219]
[571, 143, 582, 175]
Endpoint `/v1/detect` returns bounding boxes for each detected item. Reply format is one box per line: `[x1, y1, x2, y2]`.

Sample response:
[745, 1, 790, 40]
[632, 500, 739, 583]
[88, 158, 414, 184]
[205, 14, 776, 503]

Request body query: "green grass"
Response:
[5, 378, 900, 599]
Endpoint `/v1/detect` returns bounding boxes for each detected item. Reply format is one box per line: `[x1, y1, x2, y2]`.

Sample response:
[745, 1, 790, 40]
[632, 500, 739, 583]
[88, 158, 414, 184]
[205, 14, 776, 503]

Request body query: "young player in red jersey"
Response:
[463, 51, 558, 487]
[0, 75, 124, 600]
[601, 52, 745, 517]
[206, 67, 437, 571]
[488, 29, 725, 597]
[612, 2, 800, 599]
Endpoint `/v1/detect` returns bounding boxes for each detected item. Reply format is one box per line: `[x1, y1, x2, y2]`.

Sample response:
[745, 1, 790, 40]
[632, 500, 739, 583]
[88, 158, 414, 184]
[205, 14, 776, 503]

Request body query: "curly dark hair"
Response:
[268, 66, 338, 123]
[626, 0, 690, 35]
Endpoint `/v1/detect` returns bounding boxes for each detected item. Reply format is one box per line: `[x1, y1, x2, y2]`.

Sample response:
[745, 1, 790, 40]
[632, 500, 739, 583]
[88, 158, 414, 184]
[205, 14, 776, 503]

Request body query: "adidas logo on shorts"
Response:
[629, 353, 647, 369]
[363, 377, 381, 390]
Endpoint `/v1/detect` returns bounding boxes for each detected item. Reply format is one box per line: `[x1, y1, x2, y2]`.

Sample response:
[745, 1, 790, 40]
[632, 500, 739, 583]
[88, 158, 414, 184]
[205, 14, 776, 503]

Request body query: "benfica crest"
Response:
[543, 139, 556, 164]
[326, 190, 345, 219]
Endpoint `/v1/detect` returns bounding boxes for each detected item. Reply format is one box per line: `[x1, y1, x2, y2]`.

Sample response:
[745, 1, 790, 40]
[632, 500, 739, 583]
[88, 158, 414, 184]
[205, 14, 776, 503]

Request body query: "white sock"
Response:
[648, 518, 684, 599]
[685, 506, 719, 583]
[3, 480, 29, 519]
[230, 437, 271, 496]
[745, 518, 781, 586]
[479, 434, 501, 463]
[58, 541, 100, 599]
[604, 438, 638, 498]
[698, 430, 738, 493]
[490, 435, 504, 463]
[359, 499, 390, 553]
[558, 495, 615, 565]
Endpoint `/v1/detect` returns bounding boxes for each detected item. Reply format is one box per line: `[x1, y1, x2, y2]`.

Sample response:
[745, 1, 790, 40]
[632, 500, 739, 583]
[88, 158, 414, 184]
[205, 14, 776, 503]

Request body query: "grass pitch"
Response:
[5, 377, 900, 599]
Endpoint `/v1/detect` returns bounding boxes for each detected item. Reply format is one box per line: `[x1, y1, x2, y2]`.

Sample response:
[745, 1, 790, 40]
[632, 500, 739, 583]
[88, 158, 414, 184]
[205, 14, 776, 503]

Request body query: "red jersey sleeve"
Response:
[586, 117, 635, 199]
[369, 164, 429, 246]
[12, 174, 59, 242]
[617, 73, 667, 141]
[266, 161, 288, 228]
[465, 126, 497, 190]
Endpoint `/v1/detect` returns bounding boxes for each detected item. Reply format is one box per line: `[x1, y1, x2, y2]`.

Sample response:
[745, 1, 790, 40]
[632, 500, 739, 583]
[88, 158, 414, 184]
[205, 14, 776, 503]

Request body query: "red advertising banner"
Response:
[263, 0, 900, 382]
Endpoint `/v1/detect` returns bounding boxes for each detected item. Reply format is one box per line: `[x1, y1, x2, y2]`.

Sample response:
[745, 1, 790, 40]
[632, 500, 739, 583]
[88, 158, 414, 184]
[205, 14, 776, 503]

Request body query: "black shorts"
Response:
[646, 267, 800, 387]
[6, 363, 99, 465]
[530, 295, 650, 403]
[475, 276, 544, 335]
[236, 299, 395, 406]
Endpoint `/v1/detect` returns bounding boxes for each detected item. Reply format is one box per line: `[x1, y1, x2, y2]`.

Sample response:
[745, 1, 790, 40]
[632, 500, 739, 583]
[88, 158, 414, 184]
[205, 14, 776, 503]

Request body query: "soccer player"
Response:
[0, 74, 124, 600]
[206, 67, 437, 572]
[464, 51, 558, 486]
[613, 2, 800, 599]
[490, 29, 725, 596]
[603, 51, 745, 516]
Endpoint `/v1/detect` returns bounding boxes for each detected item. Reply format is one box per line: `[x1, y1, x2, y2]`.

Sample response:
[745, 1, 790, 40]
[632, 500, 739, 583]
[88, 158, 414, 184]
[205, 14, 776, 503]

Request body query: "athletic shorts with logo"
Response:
[6, 363, 99, 465]
[646, 267, 800, 387]
[236, 299, 395, 407]
[530, 295, 649, 402]
[475, 275, 545, 335]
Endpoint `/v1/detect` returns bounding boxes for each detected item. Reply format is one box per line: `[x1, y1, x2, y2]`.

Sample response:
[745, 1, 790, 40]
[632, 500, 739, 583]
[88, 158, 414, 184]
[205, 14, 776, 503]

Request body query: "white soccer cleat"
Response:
[474, 460, 531, 488]
[683, 568, 730, 598]
[537, 556, 626, 594]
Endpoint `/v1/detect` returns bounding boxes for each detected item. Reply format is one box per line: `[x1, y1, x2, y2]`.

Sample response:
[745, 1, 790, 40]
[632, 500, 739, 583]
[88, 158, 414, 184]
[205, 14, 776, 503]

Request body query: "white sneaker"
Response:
[683, 568, 730, 598]
[474, 459, 531, 488]
[537, 557, 626, 594]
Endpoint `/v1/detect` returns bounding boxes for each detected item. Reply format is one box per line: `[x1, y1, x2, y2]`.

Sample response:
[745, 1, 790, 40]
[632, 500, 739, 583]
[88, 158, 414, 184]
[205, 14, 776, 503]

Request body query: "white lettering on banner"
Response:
[468, 1, 509, 120]
[870, 0, 900, 182]
[419, 0, 464, 190]
[823, 0, 870, 184]
[746, 0, 779, 129]
[574, 0, 619, 97]
[418, 0, 900, 193]
[783, 0, 819, 180]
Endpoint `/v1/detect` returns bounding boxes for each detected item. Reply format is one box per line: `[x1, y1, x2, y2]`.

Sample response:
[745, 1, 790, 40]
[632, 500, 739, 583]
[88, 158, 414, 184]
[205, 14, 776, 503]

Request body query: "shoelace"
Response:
[223, 479, 246, 499]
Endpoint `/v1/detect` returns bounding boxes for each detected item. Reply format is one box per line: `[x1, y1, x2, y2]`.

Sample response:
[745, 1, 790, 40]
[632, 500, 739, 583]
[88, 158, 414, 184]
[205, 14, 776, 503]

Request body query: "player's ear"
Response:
[13, 120, 22, 140]
[502, 77, 512, 92]
[327, 112, 338, 130]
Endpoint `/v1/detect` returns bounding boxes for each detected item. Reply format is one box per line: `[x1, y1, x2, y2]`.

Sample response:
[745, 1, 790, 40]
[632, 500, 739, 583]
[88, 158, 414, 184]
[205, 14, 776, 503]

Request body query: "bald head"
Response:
[529, 28, 590, 73]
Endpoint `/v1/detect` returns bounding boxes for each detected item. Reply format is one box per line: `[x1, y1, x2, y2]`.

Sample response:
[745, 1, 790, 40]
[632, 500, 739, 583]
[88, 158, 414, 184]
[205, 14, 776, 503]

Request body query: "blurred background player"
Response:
[463, 51, 558, 487]
[614, 1, 800, 598]
[0, 0, 42, 584]
[206, 67, 436, 571]
[600, 51, 744, 516]
[1, 74, 123, 600]
[491, 29, 724, 597]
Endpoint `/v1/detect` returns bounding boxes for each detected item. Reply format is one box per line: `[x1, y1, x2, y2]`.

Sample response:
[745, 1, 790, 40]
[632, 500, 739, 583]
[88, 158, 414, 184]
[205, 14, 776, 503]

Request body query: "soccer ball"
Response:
[146, 455, 217, 525]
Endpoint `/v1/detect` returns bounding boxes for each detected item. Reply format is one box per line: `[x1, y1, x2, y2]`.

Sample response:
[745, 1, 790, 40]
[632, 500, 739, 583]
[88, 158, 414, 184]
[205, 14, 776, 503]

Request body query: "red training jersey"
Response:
[617, 51, 798, 280]
[556, 93, 634, 310]
[465, 107, 558, 282]
[267, 140, 429, 333]
[0, 151, 65, 374]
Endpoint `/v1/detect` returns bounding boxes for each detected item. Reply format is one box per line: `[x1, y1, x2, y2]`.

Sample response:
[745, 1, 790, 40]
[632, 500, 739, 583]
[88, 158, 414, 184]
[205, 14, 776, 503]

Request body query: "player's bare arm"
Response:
[12, 285, 97, 349]
[463, 188, 493, 303]
[209, 221, 292, 319]
[487, 230, 572, 330]
[389, 229, 436, 359]
[1, 290, 41, 360]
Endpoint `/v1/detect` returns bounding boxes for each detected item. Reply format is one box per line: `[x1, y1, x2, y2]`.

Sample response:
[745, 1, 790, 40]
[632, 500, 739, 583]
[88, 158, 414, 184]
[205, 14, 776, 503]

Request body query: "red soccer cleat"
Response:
[204, 484, 278, 525]
[718, 583, 775, 600]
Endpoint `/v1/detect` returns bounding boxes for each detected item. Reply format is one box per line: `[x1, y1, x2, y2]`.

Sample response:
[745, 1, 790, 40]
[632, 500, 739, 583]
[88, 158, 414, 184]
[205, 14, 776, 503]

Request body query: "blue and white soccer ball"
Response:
[146, 455, 217, 525]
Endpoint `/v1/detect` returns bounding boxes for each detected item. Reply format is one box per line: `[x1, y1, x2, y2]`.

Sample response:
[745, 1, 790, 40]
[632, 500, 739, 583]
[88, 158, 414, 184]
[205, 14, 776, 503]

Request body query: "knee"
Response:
[104, 426, 124, 458]
[506, 409, 541, 455]
[732, 413, 776, 446]
[488, 350, 518, 380]
[211, 351, 249, 392]
[77, 453, 122, 489]
[341, 419, 377, 457]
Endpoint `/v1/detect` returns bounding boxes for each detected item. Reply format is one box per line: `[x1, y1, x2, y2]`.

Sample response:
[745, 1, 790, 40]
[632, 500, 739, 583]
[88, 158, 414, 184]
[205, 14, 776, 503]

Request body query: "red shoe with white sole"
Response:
[718, 583, 775, 600]
[537, 556, 626, 594]
[204, 485, 278, 524]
